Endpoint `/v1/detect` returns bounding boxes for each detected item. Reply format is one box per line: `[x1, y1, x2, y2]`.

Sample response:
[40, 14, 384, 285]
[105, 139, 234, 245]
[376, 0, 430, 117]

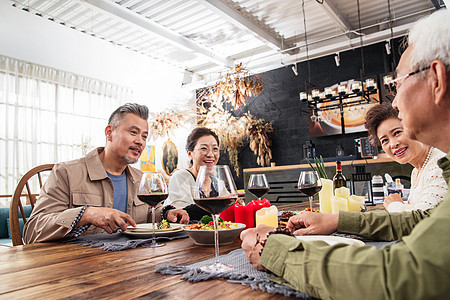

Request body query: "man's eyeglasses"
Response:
[385, 66, 430, 95]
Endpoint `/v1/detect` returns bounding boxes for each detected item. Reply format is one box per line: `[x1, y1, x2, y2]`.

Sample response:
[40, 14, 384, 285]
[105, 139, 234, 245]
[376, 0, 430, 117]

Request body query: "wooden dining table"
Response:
[0, 202, 383, 299]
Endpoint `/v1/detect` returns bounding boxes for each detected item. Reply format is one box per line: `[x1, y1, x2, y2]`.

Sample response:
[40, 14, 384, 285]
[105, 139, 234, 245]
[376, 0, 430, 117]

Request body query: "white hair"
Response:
[408, 9, 450, 76]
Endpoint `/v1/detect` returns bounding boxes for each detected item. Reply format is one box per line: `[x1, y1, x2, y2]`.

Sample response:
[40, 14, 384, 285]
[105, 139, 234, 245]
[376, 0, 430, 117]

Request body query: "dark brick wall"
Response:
[217, 38, 404, 188]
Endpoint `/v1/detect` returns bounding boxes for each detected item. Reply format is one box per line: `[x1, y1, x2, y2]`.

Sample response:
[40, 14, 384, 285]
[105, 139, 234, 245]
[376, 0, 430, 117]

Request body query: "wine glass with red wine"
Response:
[194, 165, 238, 273]
[298, 171, 322, 211]
[248, 174, 269, 200]
[137, 172, 168, 248]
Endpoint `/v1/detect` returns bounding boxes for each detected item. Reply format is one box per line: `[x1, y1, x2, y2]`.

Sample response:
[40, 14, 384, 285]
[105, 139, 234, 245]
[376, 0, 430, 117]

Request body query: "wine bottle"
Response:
[395, 178, 404, 197]
[333, 161, 346, 190]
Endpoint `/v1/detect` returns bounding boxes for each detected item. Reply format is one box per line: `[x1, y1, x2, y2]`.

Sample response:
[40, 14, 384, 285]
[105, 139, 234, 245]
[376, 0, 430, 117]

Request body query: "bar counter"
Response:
[243, 156, 413, 204]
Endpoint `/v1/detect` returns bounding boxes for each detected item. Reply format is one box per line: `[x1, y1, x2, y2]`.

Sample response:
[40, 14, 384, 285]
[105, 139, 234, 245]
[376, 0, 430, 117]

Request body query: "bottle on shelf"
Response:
[333, 161, 347, 190]
[394, 178, 404, 197]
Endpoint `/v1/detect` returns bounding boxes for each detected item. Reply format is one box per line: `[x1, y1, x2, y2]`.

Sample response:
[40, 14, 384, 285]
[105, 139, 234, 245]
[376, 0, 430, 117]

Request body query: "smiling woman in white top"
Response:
[164, 127, 220, 220]
[365, 102, 448, 212]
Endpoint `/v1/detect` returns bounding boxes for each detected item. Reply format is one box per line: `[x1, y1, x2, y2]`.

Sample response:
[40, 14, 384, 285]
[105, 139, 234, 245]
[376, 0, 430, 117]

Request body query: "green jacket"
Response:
[261, 152, 450, 300]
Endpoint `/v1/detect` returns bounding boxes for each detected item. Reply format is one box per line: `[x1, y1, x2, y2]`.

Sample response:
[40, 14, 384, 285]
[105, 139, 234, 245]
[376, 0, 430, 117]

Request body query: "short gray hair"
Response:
[408, 9, 450, 77]
[108, 103, 149, 128]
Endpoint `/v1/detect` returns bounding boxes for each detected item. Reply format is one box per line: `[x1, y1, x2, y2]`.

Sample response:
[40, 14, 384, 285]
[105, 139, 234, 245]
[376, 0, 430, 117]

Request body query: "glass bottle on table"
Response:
[298, 171, 322, 211]
[137, 172, 169, 248]
[333, 161, 346, 190]
[248, 174, 269, 200]
[193, 165, 238, 273]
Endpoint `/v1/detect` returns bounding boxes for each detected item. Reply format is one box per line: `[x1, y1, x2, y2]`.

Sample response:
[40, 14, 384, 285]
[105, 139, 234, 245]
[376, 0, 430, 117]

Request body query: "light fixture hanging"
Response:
[292, 64, 299, 76]
[298, 0, 380, 134]
[383, 0, 397, 96]
[334, 53, 340, 67]
[385, 40, 391, 55]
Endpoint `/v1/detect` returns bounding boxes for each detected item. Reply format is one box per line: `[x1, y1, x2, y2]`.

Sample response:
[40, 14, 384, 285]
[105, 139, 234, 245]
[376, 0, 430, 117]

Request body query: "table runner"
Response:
[68, 231, 188, 251]
[156, 238, 398, 298]
[156, 248, 311, 298]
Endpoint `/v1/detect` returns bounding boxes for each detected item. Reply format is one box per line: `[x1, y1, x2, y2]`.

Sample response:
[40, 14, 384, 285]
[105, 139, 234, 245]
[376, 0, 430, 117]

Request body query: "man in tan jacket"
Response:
[24, 103, 188, 244]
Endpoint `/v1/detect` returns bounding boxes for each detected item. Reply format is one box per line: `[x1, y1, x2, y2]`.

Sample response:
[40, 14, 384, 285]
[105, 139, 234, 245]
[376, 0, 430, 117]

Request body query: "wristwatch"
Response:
[160, 205, 176, 220]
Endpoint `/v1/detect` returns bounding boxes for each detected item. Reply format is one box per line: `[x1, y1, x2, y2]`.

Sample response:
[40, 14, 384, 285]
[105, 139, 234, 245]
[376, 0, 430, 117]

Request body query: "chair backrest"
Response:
[9, 164, 54, 246]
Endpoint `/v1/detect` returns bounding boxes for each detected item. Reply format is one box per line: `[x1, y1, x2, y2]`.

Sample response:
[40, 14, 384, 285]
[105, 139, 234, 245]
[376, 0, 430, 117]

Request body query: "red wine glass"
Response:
[137, 172, 168, 248]
[194, 165, 238, 273]
[298, 171, 322, 211]
[248, 174, 269, 200]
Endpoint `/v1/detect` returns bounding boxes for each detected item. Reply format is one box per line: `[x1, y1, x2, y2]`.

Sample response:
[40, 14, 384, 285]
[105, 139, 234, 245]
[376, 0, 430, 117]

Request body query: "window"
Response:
[0, 55, 132, 204]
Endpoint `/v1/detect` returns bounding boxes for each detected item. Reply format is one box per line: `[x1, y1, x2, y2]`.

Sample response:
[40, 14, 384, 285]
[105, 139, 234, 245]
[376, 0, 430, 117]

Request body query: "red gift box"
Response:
[251, 198, 271, 214]
[250, 199, 270, 226]
[234, 202, 255, 229]
[220, 204, 235, 222]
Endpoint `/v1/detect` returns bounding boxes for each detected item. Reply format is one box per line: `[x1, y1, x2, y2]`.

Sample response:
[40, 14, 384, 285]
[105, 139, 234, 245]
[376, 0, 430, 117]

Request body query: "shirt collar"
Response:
[85, 147, 140, 183]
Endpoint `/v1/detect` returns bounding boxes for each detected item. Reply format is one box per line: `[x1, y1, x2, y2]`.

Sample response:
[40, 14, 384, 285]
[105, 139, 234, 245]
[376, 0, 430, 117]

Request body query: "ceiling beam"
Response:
[430, 0, 442, 10]
[317, 0, 353, 39]
[197, 0, 296, 53]
[83, 0, 234, 68]
[183, 22, 415, 90]
[250, 23, 413, 75]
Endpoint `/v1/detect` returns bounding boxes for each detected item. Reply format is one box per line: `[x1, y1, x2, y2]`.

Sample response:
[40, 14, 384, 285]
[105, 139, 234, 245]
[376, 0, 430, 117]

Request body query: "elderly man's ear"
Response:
[431, 59, 449, 106]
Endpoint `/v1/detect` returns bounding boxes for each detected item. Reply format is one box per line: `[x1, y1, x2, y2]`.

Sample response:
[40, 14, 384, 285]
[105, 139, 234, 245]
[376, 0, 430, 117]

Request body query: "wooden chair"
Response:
[9, 164, 54, 246]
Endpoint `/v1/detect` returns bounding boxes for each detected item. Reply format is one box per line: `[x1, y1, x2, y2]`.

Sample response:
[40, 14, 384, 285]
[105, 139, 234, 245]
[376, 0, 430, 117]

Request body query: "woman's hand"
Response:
[236, 198, 244, 205]
[383, 193, 404, 210]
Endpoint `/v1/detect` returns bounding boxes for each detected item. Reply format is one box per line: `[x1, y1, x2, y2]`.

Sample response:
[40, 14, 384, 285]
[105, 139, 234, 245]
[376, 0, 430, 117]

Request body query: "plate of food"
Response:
[183, 215, 246, 246]
[278, 209, 320, 227]
[122, 221, 184, 238]
[295, 235, 365, 247]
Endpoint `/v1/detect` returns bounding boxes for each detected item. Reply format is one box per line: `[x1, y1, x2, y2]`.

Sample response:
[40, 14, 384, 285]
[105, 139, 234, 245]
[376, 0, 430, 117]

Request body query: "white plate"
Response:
[126, 223, 183, 233]
[122, 223, 184, 238]
[295, 235, 365, 247]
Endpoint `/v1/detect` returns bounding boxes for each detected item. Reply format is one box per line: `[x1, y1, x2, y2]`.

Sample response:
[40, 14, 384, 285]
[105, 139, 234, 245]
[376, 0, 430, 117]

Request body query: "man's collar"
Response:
[85, 148, 108, 181]
[85, 147, 140, 183]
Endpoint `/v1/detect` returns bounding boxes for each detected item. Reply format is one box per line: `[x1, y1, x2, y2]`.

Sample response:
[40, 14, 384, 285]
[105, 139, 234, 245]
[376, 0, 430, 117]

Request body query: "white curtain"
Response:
[0, 55, 133, 205]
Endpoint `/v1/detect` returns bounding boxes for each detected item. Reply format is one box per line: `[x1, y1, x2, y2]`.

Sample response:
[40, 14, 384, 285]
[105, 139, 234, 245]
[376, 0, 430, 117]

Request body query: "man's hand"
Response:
[287, 212, 339, 236]
[240, 224, 274, 271]
[383, 193, 403, 210]
[78, 207, 137, 234]
[166, 208, 189, 224]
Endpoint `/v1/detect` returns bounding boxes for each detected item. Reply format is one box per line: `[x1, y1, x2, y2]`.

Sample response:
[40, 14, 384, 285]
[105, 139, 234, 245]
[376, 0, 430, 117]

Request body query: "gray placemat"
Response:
[156, 248, 311, 298]
[68, 231, 188, 251]
[156, 238, 399, 298]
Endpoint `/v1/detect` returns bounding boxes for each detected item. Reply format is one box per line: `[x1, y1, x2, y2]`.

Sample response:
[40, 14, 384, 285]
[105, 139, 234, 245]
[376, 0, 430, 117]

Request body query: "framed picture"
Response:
[140, 145, 156, 172]
[161, 139, 178, 176]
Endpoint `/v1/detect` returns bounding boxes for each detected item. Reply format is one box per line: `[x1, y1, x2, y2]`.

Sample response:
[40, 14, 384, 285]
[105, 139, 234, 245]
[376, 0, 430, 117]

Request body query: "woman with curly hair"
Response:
[365, 102, 447, 212]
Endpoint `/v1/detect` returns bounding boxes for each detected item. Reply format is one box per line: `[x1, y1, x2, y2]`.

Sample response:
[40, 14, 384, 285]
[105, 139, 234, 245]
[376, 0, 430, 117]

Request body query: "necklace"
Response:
[412, 146, 434, 189]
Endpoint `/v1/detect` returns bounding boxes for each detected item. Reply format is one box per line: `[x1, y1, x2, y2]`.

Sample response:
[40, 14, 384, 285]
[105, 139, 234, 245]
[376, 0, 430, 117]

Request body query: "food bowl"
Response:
[183, 223, 246, 246]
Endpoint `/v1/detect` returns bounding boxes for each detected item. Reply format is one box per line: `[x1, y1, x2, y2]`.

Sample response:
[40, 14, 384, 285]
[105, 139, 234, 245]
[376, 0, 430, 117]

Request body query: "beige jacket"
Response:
[23, 148, 160, 244]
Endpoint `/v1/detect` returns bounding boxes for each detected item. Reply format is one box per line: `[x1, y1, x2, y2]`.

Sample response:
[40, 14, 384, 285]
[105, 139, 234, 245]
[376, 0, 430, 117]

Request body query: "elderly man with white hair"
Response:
[241, 9, 450, 299]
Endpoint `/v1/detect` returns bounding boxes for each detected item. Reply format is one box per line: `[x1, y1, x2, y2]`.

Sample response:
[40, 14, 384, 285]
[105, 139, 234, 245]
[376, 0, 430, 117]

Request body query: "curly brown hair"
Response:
[364, 102, 399, 146]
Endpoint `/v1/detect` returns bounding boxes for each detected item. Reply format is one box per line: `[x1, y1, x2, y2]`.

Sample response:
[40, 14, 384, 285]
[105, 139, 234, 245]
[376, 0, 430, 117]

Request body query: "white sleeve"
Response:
[164, 170, 196, 209]
[389, 149, 448, 212]
[386, 201, 407, 212]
